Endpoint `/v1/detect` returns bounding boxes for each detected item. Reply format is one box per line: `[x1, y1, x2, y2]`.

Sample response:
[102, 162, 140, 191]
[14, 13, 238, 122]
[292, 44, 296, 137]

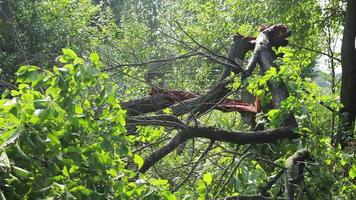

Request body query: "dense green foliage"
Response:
[0, 50, 176, 199]
[0, 0, 355, 199]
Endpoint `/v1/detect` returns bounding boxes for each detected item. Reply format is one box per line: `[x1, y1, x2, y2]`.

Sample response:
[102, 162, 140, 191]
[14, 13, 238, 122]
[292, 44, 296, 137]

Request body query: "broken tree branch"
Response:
[139, 132, 189, 173]
[188, 126, 298, 144]
[139, 126, 298, 173]
[284, 149, 310, 200]
[122, 95, 176, 116]
[260, 170, 285, 196]
[221, 195, 286, 200]
[127, 115, 187, 130]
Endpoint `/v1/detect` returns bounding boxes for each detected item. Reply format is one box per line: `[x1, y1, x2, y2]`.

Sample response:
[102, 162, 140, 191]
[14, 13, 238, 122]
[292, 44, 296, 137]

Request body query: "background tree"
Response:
[338, 0, 356, 148]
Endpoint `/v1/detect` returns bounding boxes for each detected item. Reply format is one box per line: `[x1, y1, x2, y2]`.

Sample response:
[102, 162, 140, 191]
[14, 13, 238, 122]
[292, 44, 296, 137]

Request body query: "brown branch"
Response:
[139, 126, 299, 173]
[221, 195, 286, 200]
[260, 170, 285, 196]
[170, 79, 232, 116]
[132, 138, 171, 154]
[139, 132, 189, 173]
[122, 95, 176, 116]
[188, 126, 298, 145]
[285, 149, 310, 200]
[243, 24, 296, 126]
[126, 115, 187, 130]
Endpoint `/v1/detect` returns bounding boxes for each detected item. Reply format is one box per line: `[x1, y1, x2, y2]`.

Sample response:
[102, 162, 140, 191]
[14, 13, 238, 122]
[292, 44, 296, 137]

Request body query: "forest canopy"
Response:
[0, 0, 355, 199]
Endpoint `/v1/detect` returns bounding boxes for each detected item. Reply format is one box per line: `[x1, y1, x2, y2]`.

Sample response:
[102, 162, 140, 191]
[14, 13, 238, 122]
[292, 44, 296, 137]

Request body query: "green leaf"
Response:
[15, 143, 31, 162]
[162, 108, 173, 115]
[10, 90, 20, 96]
[149, 178, 168, 186]
[69, 165, 79, 174]
[59, 49, 78, 63]
[349, 165, 356, 179]
[63, 166, 69, 177]
[134, 154, 144, 169]
[0, 129, 20, 148]
[196, 179, 206, 195]
[74, 104, 83, 114]
[203, 172, 212, 185]
[63, 48, 78, 58]
[90, 52, 100, 65]
[106, 168, 117, 177]
[47, 133, 61, 146]
[341, 159, 347, 166]
[12, 166, 31, 178]
[162, 191, 177, 200]
[70, 186, 92, 196]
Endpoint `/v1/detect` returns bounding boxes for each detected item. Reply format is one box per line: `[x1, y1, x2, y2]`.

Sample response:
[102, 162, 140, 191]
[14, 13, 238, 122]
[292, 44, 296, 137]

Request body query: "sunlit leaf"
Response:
[203, 172, 212, 185]
[134, 154, 144, 169]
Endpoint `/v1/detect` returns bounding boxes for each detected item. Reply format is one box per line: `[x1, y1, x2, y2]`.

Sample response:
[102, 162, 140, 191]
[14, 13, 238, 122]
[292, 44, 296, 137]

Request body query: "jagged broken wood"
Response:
[284, 149, 310, 200]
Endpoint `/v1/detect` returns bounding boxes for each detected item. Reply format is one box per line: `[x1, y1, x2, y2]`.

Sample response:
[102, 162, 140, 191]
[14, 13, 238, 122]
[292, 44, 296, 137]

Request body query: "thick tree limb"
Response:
[243, 24, 296, 126]
[341, 0, 356, 114]
[221, 195, 286, 200]
[139, 132, 189, 173]
[221, 33, 256, 79]
[284, 149, 310, 200]
[170, 33, 256, 117]
[126, 115, 187, 130]
[139, 126, 298, 173]
[170, 79, 232, 117]
[260, 170, 285, 196]
[122, 95, 176, 116]
[188, 126, 298, 144]
[121, 32, 258, 118]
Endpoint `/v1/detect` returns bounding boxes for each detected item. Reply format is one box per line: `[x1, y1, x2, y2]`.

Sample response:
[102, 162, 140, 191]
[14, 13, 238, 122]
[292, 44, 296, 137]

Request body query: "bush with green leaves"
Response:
[0, 49, 176, 199]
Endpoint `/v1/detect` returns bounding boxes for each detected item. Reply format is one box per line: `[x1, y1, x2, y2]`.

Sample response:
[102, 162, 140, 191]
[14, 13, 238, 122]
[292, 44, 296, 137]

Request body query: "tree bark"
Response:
[338, 0, 356, 148]
[284, 149, 310, 200]
[122, 95, 176, 116]
[139, 126, 298, 173]
[244, 24, 296, 126]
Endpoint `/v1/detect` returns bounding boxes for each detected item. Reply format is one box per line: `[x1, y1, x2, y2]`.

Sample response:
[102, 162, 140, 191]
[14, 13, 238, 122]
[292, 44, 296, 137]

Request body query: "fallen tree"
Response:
[122, 24, 306, 199]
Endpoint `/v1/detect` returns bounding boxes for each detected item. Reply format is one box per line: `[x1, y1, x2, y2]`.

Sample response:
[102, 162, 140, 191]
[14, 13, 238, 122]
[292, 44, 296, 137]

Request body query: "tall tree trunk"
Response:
[338, 0, 356, 148]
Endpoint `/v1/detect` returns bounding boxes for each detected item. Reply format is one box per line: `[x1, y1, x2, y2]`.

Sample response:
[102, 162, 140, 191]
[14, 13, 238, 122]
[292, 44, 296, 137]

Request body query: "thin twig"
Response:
[289, 43, 341, 62]
[214, 145, 252, 198]
[172, 140, 215, 192]
[102, 51, 200, 71]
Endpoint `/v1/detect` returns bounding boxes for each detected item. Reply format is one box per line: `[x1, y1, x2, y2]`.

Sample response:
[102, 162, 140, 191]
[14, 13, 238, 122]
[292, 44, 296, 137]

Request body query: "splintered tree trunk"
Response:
[244, 25, 297, 127]
[284, 149, 310, 200]
[338, 0, 356, 148]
